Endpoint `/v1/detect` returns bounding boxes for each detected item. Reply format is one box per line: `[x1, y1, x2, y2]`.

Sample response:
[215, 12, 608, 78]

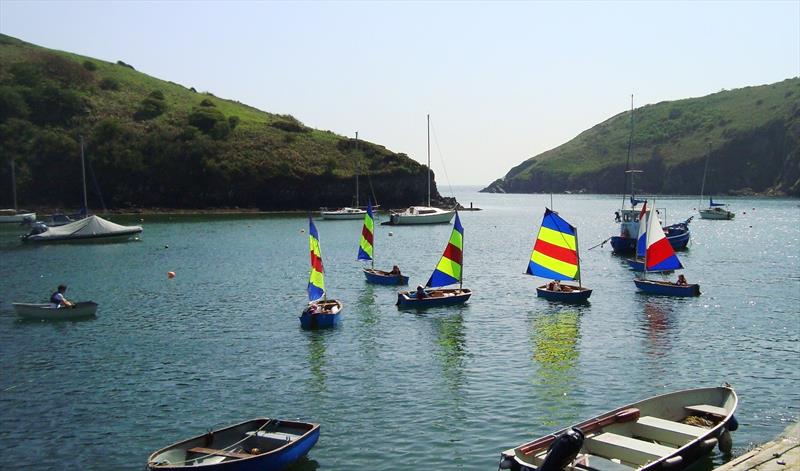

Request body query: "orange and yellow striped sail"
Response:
[527, 208, 579, 281]
[426, 213, 464, 288]
[308, 218, 325, 301]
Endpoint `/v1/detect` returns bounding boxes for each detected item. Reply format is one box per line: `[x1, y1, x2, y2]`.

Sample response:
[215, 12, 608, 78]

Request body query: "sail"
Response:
[635, 202, 648, 258]
[630, 195, 647, 207]
[645, 209, 683, 272]
[426, 213, 464, 288]
[308, 219, 325, 301]
[709, 198, 725, 207]
[357, 201, 374, 261]
[527, 208, 579, 281]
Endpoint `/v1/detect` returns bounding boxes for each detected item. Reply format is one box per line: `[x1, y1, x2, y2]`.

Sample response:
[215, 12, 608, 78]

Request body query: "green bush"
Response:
[83, 60, 97, 71]
[270, 120, 307, 133]
[99, 77, 120, 91]
[228, 115, 240, 130]
[149, 90, 165, 100]
[188, 106, 231, 139]
[116, 60, 135, 69]
[134, 97, 167, 121]
[200, 98, 215, 107]
[23, 84, 87, 125]
[0, 86, 30, 121]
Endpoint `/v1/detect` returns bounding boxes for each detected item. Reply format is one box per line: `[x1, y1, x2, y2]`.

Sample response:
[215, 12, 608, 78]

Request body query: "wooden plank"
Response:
[187, 447, 251, 459]
[584, 432, 676, 466]
[685, 404, 728, 418]
[634, 416, 707, 445]
[577, 453, 634, 471]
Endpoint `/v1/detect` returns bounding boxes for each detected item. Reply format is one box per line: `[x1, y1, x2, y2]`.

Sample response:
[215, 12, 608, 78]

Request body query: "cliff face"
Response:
[483, 79, 800, 196]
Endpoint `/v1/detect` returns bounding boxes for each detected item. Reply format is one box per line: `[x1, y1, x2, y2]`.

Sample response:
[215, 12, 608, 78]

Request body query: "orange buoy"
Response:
[167, 271, 176, 278]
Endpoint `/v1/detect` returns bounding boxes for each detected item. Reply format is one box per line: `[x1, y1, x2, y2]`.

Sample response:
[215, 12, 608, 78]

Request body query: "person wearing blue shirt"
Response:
[50, 284, 74, 308]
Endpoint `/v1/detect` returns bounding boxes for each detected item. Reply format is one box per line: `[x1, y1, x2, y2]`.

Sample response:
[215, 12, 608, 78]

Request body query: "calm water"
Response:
[1, 189, 798, 470]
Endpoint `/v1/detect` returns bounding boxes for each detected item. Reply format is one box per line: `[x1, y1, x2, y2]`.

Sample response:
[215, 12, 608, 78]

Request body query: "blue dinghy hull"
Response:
[396, 288, 472, 309]
[299, 300, 342, 329]
[634, 279, 700, 297]
[147, 418, 320, 471]
[363, 268, 409, 286]
[536, 285, 592, 303]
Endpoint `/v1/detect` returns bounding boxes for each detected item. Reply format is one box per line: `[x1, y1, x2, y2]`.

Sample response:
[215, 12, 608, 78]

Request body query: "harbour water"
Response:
[1, 188, 798, 470]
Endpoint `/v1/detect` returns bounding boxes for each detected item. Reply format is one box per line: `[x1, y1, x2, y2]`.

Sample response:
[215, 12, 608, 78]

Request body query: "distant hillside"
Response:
[0, 34, 450, 211]
[483, 79, 800, 196]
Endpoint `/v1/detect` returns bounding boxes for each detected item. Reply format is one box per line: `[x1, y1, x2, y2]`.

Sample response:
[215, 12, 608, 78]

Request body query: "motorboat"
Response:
[320, 207, 366, 220]
[21, 215, 142, 243]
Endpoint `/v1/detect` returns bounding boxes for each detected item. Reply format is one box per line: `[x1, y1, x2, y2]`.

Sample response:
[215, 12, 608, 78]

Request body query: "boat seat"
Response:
[577, 454, 634, 471]
[684, 404, 727, 419]
[584, 432, 676, 466]
[633, 416, 707, 446]
[246, 431, 298, 442]
[187, 447, 251, 459]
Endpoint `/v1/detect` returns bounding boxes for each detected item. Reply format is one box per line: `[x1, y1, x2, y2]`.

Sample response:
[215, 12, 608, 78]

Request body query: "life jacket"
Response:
[50, 291, 61, 305]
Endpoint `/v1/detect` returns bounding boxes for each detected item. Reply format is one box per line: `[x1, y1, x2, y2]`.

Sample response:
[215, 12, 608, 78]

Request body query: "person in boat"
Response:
[389, 265, 402, 276]
[50, 284, 74, 308]
[614, 211, 621, 223]
[547, 280, 561, 292]
[416, 285, 427, 299]
[676, 274, 688, 286]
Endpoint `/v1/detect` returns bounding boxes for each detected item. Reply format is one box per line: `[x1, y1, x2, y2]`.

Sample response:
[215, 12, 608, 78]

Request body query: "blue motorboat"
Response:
[147, 418, 320, 470]
[611, 212, 691, 254]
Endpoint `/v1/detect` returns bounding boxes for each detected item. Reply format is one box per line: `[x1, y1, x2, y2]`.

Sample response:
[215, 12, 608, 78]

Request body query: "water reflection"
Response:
[430, 309, 467, 393]
[640, 301, 674, 359]
[306, 331, 327, 393]
[529, 307, 581, 426]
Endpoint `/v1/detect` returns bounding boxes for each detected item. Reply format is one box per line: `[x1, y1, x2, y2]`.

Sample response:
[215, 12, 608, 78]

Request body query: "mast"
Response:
[700, 141, 711, 206]
[80, 135, 88, 215]
[355, 131, 359, 208]
[621, 94, 634, 210]
[427, 114, 431, 207]
[10, 159, 17, 211]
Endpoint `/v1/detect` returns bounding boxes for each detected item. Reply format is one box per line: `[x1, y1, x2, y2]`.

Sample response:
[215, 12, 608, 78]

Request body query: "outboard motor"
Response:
[29, 222, 48, 235]
[539, 428, 585, 471]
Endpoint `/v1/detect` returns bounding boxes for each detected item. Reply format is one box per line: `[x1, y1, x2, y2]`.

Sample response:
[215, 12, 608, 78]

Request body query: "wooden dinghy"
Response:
[499, 386, 738, 471]
[301, 218, 342, 329]
[358, 201, 409, 285]
[148, 418, 319, 470]
[12, 301, 97, 320]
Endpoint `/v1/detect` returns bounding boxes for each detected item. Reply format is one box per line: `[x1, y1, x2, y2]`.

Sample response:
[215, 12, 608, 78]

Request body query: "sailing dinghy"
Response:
[499, 385, 738, 471]
[359, 201, 409, 285]
[527, 208, 592, 303]
[396, 212, 471, 308]
[299, 219, 342, 329]
[634, 203, 700, 296]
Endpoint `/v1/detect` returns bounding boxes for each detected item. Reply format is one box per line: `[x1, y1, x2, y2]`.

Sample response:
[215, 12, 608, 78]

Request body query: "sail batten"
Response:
[308, 219, 325, 301]
[426, 213, 464, 288]
[527, 208, 580, 281]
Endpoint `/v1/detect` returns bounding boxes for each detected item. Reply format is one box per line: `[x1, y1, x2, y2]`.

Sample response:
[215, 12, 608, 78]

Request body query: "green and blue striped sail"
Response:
[426, 213, 464, 288]
[527, 208, 579, 281]
[357, 201, 374, 262]
[308, 219, 325, 302]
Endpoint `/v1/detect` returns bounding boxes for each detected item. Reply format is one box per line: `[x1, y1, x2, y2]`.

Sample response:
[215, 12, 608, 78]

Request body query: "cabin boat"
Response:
[699, 199, 735, 220]
[499, 386, 738, 471]
[147, 418, 320, 470]
[21, 215, 142, 243]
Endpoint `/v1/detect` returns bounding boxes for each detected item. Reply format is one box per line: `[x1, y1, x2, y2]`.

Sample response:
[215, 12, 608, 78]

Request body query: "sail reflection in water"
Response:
[641, 302, 674, 360]
[306, 331, 328, 393]
[530, 309, 581, 426]
[432, 311, 467, 392]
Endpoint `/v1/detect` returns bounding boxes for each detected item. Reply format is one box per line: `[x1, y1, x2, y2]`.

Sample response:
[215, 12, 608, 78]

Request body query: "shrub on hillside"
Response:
[134, 96, 167, 121]
[228, 115, 240, 130]
[149, 90, 165, 100]
[270, 120, 307, 133]
[23, 84, 87, 125]
[83, 60, 97, 71]
[116, 60, 135, 69]
[188, 106, 231, 139]
[0, 86, 30, 121]
[200, 98, 215, 107]
[99, 77, 120, 91]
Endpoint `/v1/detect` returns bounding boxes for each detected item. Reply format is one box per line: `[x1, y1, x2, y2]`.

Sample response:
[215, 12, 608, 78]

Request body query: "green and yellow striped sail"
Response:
[357, 201, 374, 263]
[308, 218, 325, 301]
[426, 213, 464, 288]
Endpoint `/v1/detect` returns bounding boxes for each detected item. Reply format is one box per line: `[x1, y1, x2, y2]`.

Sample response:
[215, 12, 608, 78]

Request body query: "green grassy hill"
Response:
[483, 78, 800, 196]
[0, 34, 447, 211]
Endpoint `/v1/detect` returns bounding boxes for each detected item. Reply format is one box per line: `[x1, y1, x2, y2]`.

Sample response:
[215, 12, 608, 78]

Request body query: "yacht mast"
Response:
[80, 135, 88, 215]
[427, 114, 431, 207]
[355, 131, 359, 208]
[10, 159, 17, 211]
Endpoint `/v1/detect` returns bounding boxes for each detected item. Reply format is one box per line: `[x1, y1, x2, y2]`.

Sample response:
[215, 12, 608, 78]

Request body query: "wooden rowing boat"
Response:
[147, 418, 319, 470]
[499, 386, 738, 471]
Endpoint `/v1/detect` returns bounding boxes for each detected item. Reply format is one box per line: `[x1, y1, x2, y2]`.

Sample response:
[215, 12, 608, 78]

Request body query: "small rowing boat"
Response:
[12, 301, 98, 320]
[499, 385, 738, 471]
[147, 417, 319, 470]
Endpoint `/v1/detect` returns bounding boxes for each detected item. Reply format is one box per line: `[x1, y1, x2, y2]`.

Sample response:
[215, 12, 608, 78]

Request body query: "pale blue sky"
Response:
[1, 1, 798, 185]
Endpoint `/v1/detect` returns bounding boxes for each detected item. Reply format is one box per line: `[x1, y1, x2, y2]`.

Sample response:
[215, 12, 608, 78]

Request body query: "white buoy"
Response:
[389, 231, 393, 236]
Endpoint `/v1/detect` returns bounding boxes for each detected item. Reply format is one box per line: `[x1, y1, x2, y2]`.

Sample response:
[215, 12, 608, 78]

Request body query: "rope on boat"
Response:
[587, 237, 611, 251]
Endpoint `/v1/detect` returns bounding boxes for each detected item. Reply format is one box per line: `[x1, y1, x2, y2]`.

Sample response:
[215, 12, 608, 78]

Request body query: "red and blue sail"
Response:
[636, 202, 648, 258]
[308, 218, 325, 301]
[426, 213, 464, 288]
[527, 208, 579, 281]
[357, 201, 374, 263]
[645, 208, 683, 272]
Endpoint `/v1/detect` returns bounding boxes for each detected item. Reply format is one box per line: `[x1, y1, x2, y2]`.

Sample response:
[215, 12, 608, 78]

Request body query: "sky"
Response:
[1, 1, 798, 186]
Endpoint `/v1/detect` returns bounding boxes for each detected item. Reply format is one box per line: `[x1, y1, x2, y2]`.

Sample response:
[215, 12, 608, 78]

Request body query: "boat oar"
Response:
[587, 237, 611, 251]
[519, 408, 640, 456]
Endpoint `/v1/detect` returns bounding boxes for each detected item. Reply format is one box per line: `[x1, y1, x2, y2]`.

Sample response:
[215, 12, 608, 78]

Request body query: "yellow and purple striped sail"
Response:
[426, 213, 464, 288]
[357, 201, 374, 263]
[308, 218, 325, 301]
[527, 208, 579, 281]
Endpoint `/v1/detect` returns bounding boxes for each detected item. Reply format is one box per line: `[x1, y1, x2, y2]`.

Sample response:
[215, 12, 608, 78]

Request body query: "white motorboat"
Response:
[21, 215, 142, 243]
[13, 301, 98, 320]
[320, 207, 366, 220]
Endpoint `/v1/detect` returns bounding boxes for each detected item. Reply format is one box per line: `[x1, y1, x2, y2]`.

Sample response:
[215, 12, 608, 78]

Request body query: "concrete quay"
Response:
[715, 423, 799, 471]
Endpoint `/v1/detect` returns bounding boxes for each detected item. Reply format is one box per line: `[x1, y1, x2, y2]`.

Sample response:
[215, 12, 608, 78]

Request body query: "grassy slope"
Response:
[499, 78, 800, 193]
[0, 34, 431, 210]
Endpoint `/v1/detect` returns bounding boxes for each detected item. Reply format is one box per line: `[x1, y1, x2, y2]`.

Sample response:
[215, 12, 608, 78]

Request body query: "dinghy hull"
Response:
[396, 288, 471, 309]
[634, 279, 700, 297]
[363, 268, 409, 285]
[536, 286, 592, 303]
[299, 300, 342, 329]
[13, 301, 98, 320]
